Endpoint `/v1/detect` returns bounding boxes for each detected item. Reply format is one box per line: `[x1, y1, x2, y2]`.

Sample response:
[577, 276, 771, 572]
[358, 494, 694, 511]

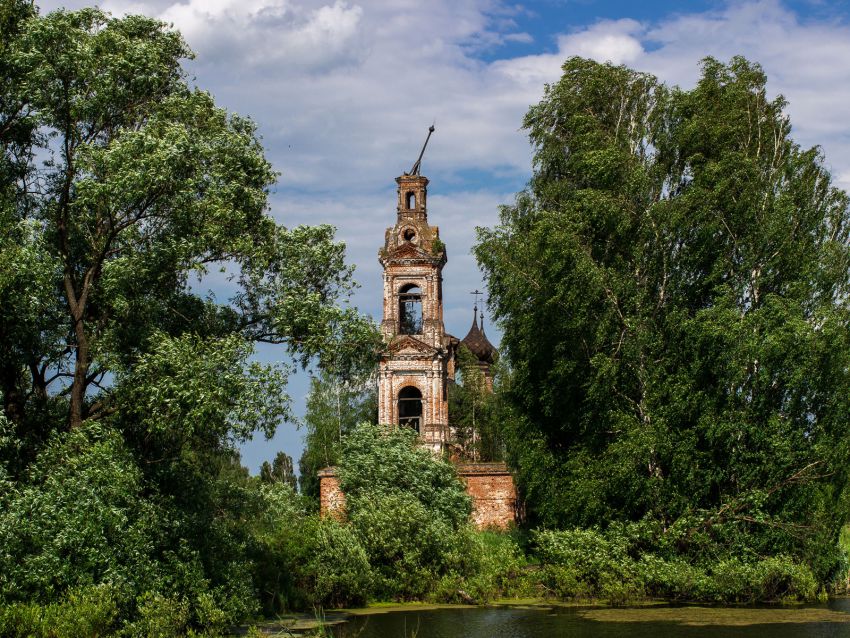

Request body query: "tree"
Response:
[260, 451, 297, 491]
[448, 344, 504, 461]
[298, 371, 377, 500]
[0, 4, 378, 627]
[475, 56, 850, 576]
[1, 6, 375, 439]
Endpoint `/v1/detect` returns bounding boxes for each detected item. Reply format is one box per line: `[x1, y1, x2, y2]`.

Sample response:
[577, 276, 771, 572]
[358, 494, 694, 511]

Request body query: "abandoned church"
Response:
[320, 131, 517, 529]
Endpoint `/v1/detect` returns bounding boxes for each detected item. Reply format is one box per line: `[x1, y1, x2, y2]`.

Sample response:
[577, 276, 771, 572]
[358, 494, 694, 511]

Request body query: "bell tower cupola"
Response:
[397, 173, 428, 222]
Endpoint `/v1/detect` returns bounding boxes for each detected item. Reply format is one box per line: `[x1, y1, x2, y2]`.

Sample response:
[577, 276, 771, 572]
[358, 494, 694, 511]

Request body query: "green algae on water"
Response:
[580, 606, 850, 626]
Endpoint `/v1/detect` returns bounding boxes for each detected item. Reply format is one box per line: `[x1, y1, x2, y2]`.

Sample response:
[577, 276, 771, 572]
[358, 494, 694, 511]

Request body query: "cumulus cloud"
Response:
[557, 18, 644, 64]
[35, 0, 850, 305]
[160, 0, 366, 70]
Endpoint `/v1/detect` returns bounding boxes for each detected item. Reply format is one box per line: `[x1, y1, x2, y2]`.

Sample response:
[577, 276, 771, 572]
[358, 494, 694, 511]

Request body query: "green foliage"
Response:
[0, 422, 158, 603]
[534, 527, 819, 604]
[125, 593, 190, 638]
[0, 4, 379, 631]
[1, 2, 377, 434]
[291, 517, 372, 609]
[449, 344, 504, 461]
[534, 528, 643, 604]
[298, 373, 376, 502]
[475, 56, 850, 580]
[0, 584, 119, 638]
[117, 332, 290, 444]
[449, 531, 534, 602]
[339, 423, 472, 529]
[338, 424, 475, 600]
[260, 451, 298, 491]
[246, 482, 371, 611]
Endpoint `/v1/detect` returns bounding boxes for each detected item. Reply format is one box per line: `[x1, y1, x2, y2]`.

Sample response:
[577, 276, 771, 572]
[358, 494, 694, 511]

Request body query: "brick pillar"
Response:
[318, 467, 346, 520]
[456, 462, 518, 530]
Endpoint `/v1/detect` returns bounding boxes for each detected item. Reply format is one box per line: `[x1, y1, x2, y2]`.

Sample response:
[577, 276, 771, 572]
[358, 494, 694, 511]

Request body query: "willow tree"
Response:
[476, 57, 850, 575]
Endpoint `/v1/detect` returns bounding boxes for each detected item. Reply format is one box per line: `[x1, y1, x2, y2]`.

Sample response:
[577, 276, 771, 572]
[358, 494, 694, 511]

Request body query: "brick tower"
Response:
[377, 128, 458, 453]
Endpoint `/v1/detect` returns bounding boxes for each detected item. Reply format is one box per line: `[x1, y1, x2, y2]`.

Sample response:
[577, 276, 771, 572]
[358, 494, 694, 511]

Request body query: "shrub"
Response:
[0, 423, 160, 605]
[348, 491, 469, 600]
[338, 423, 472, 529]
[0, 584, 118, 638]
[533, 528, 644, 603]
[459, 531, 534, 602]
[532, 525, 820, 604]
[338, 424, 475, 601]
[705, 556, 818, 603]
[124, 593, 190, 638]
[296, 516, 372, 608]
[636, 554, 710, 600]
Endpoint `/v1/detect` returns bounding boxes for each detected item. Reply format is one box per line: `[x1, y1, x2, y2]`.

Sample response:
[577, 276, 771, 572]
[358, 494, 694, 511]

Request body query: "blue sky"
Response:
[38, 0, 850, 473]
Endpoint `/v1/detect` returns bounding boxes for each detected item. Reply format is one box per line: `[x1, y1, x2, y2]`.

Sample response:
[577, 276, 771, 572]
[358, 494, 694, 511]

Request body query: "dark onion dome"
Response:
[461, 307, 497, 365]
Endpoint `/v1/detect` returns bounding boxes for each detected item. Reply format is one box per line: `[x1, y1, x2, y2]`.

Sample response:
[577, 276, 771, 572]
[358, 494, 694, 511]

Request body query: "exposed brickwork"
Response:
[317, 166, 518, 530]
[318, 467, 346, 521]
[456, 462, 517, 530]
[377, 172, 458, 454]
[319, 463, 517, 530]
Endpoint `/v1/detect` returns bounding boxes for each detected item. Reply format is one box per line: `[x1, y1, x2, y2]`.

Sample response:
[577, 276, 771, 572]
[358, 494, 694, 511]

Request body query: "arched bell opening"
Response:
[406, 191, 416, 209]
[399, 283, 422, 335]
[398, 386, 422, 433]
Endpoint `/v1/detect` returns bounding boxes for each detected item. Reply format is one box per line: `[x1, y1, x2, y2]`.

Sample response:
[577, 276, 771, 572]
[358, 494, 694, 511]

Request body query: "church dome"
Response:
[461, 306, 497, 365]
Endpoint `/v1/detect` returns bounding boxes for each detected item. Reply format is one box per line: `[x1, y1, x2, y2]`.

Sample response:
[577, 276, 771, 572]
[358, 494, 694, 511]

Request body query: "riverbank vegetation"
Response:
[476, 55, 850, 602]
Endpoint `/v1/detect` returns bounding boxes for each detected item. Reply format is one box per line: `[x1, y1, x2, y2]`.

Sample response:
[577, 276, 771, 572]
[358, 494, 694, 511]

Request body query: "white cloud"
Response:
[557, 18, 644, 64]
[156, 0, 367, 70]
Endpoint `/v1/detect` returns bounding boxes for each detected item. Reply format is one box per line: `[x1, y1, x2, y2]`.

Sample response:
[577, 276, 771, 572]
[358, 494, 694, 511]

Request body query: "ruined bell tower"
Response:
[320, 127, 518, 528]
[377, 127, 458, 453]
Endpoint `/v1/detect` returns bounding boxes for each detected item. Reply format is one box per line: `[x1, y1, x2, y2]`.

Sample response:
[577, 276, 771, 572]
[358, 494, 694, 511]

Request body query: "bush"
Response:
[636, 554, 710, 600]
[295, 516, 372, 608]
[705, 556, 818, 603]
[349, 491, 469, 600]
[249, 481, 371, 611]
[338, 424, 475, 601]
[532, 526, 820, 604]
[534, 528, 644, 604]
[124, 593, 190, 638]
[0, 585, 118, 638]
[459, 531, 534, 602]
[338, 423, 472, 528]
[0, 423, 160, 605]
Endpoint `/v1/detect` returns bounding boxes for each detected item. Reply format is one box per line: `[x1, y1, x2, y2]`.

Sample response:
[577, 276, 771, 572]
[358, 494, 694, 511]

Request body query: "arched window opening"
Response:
[403, 228, 416, 242]
[406, 191, 416, 209]
[399, 284, 422, 334]
[398, 386, 422, 432]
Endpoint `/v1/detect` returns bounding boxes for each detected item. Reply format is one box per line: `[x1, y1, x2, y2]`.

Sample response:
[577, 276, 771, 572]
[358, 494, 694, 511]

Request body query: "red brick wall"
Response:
[318, 463, 518, 530]
[456, 462, 517, 530]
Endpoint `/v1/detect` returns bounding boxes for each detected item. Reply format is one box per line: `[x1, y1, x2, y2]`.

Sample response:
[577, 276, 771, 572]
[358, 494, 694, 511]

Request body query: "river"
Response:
[331, 599, 850, 638]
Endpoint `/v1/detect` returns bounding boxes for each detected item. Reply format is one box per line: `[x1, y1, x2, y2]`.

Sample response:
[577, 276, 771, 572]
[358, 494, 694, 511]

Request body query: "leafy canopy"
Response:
[475, 56, 850, 575]
[1, 3, 377, 440]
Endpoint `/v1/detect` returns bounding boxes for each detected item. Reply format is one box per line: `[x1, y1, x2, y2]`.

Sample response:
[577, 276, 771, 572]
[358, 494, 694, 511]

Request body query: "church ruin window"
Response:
[398, 386, 422, 432]
[399, 284, 422, 334]
[403, 228, 416, 242]
[406, 191, 416, 209]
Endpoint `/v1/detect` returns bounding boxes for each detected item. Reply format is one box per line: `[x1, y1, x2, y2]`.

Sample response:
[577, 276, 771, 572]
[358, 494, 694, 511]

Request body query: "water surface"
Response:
[334, 599, 850, 638]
